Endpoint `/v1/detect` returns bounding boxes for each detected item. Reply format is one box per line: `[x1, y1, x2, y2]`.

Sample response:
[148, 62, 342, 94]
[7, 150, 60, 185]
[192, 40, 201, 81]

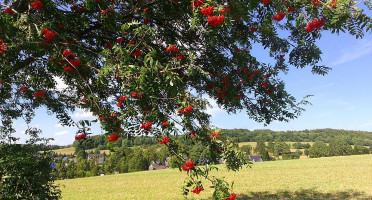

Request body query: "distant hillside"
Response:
[51, 128, 372, 151]
[221, 128, 372, 146]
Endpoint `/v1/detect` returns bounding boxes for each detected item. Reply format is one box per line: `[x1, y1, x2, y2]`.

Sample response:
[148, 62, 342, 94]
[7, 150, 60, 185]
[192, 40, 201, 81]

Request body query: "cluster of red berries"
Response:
[131, 92, 141, 99]
[166, 45, 184, 60]
[75, 133, 88, 140]
[116, 96, 127, 107]
[201, 6, 213, 16]
[207, 15, 225, 27]
[224, 193, 237, 200]
[61, 50, 81, 73]
[140, 122, 152, 130]
[209, 130, 221, 139]
[63, 50, 76, 58]
[108, 134, 120, 142]
[178, 105, 192, 114]
[262, 0, 271, 4]
[174, 54, 184, 60]
[132, 49, 142, 57]
[191, 0, 204, 8]
[306, 18, 324, 32]
[166, 45, 179, 53]
[20, 86, 28, 93]
[42, 29, 58, 40]
[0, 39, 7, 54]
[217, 89, 227, 100]
[31, 1, 43, 10]
[271, 12, 286, 21]
[250, 26, 255, 33]
[69, 59, 81, 67]
[161, 121, 169, 127]
[4, 7, 15, 14]
[181, 159, 195, 171]
[158, 136, 170, 144]
[34, 90, 45, 98]
[312, 0, 319, 6]
[190, 131, 197, 139]
[330, 0, 337, 8]
[191, 186, 204, 194]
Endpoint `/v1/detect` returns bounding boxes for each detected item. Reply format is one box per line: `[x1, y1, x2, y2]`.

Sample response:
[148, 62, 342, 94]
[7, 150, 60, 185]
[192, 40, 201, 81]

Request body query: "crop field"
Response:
[237, 141, 315, 148]
[52, 147, 110, 155]
[57, 154, 372, 200]
[52, 141, 313, 156]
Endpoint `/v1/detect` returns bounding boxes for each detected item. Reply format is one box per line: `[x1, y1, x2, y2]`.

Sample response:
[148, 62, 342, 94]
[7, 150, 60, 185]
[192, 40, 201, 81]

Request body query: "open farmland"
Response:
[57, 154, 372, 200]
[52, 147, 110, 155]
[237, 141, 315, 148]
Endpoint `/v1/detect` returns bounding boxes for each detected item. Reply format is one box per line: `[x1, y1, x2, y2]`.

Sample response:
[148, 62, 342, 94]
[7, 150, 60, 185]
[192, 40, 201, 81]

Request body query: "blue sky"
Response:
[12, 30, 372, 146]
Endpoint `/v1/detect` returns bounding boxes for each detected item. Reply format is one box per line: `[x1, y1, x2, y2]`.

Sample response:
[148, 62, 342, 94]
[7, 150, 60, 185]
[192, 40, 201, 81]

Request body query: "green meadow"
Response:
[57, 154, 372, 200]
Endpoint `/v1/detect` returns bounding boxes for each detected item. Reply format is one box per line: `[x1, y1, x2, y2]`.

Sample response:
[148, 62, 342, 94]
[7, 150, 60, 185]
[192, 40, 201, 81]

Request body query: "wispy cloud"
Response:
[331, 39, 372, 66]
[204, 96, 224, 116]
[73, 108, 94, 119]
[54, 130, 69, 136]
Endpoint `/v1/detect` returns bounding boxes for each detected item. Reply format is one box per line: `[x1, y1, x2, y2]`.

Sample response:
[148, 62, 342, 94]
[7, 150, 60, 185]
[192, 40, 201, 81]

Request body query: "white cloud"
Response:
[331, 39, 372, 66]
[54, 130, 69, 136]
[49, 140, 68, 146]
[16, 129, 26, 135]
[73, 108, 94, 119]
[54, 76, 68, 91]
[204, 97, 224, 116]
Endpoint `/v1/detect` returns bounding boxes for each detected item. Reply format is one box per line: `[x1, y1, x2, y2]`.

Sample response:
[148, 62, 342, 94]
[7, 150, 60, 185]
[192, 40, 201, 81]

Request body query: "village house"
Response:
[246, 155, 263, 162]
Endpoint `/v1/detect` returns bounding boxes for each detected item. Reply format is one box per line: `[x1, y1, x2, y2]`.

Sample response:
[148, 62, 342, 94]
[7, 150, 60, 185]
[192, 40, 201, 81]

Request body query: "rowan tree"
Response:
[0, 0, 371, 199]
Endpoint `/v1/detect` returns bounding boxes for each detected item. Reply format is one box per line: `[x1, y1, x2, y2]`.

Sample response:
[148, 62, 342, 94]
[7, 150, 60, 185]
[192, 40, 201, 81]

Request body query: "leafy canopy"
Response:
[0, 0, 371, 198]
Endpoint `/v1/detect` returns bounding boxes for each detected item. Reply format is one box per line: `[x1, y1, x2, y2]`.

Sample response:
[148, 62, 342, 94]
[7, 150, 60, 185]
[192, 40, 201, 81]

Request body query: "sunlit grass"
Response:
[51, 147, 110, 155]
[57, 154, 372, 200]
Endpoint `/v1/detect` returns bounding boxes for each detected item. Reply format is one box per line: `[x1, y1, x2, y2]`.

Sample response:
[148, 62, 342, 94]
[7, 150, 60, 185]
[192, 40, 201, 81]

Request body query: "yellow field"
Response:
[52, 147, 110, 155]
[52, 147, 75, 155]
[237, 141, 315, 148]
[57, 154, 372, 200]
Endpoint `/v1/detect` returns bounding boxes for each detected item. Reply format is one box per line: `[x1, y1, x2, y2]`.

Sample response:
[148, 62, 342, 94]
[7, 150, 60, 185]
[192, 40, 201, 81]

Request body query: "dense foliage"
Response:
[52, 132, 371, 180]
[221, 128, 372, 145]
[60, 128, 372, 151]
[0, 129, 60, 199]
[1, 0, 371, 198]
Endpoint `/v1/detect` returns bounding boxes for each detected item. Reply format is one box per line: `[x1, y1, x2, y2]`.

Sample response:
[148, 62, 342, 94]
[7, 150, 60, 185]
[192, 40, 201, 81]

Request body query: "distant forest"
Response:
[50, 128, 372, 180]
[49, 128, 372, 150]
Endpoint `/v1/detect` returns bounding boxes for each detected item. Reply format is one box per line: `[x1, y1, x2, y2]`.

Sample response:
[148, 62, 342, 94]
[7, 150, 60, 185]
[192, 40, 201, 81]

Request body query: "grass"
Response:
[57, 154, 372, 200]
[238, 141, 315, 148]
[52, 147, 110, 155]
[52, 147, 75, 155]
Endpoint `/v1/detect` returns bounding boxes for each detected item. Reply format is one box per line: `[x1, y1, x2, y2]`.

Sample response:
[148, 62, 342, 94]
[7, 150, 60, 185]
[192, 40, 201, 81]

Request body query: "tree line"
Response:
[53, 131, 372, 180]
[53, 140, 221, 180]
[46, 128, 372, 152]
[221, 129, 372, 146]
